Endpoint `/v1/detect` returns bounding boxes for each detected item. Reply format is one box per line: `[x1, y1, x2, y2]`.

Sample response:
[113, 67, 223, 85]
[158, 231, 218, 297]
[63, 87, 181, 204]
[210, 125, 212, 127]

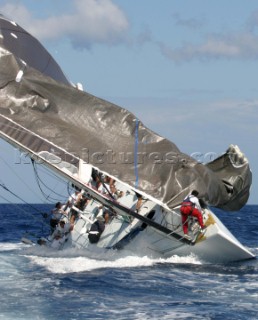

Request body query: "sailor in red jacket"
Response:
[180, 190, 206, 235]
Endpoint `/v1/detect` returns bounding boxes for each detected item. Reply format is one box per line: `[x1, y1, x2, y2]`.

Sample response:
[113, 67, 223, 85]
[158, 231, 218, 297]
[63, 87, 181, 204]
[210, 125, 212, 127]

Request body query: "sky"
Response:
[0, 0, 257, 205]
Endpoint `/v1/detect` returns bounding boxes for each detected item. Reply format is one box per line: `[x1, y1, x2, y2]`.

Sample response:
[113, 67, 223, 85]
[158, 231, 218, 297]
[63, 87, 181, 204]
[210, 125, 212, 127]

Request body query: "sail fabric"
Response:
[0, 14, 69, 85]
[0, 15, 252, 210]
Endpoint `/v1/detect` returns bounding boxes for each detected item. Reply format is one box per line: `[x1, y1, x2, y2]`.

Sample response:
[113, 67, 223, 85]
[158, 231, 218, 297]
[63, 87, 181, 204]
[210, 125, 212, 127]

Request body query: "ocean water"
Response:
[0, 203, 257, 320]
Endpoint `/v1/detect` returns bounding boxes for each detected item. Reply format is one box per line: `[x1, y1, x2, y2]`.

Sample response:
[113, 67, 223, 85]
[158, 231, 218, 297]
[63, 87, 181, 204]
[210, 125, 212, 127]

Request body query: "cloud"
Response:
[119, 96, 258, 132]
[156, 10, 258, 62]
[3, 1, 258, 62]
[136, 28, 153, 46]
[246, 9, 258, 31]
[171, 13, 205, 29]
[0, 0, 129, 49]
[158, 32, 258, 62]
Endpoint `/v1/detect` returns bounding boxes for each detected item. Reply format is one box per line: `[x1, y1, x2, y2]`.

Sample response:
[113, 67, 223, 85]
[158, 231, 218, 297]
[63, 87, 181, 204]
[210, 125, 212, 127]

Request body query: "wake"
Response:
[21, 243, 202, 274]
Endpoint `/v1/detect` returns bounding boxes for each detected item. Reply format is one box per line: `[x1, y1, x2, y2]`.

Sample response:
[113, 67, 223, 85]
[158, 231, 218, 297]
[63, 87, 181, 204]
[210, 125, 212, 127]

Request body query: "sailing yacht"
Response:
[0, 14, 254, 262]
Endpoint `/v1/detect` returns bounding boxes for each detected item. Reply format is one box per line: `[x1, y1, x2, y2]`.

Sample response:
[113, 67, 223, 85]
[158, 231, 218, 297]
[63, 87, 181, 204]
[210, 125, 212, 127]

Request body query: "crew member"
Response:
[180, 190, 206, 234]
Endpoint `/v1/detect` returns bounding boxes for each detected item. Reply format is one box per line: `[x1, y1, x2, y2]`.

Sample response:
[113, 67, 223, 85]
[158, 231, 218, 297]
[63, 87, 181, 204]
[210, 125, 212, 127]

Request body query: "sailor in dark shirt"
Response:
[88, 217, 105, 243]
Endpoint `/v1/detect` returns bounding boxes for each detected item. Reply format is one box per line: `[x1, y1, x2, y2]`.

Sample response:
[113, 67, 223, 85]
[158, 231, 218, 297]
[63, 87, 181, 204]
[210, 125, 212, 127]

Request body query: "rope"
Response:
[0, 144, 63, 204]
[31, 160, 68, 202]
[0, 192, 50, 236]
[35, 164, 69, 189]
[0, 153, 46, 203]
[0, 181, 49, 219]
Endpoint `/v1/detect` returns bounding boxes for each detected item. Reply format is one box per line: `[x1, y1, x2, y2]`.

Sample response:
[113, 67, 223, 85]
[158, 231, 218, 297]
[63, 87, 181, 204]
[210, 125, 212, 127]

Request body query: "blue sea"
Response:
[0, 203, 257, 320]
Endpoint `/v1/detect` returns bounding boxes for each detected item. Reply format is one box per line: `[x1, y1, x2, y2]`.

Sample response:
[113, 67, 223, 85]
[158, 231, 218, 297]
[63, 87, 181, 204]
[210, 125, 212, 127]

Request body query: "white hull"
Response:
[15, 151, 253, 264]
[161, 211, 254, 263]
[61, 182, 254, 263]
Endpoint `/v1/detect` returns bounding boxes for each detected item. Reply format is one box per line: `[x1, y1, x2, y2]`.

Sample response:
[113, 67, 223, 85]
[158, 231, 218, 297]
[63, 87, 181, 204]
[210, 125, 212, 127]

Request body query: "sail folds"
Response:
[0, 15, 252, 210]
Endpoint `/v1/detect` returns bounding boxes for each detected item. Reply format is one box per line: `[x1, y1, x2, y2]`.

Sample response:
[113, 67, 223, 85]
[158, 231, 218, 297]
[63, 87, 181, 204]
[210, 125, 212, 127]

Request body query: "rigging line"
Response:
[32, 161, 67, 201]
[0, 153, 46, 204]
[31, 159, 63, 197]
[31, 160, 71, 201]
[31, 165, 55, 203]
[35, 164, 70, 186]
[33, 174, 62, 203]
[32, 156, 67, 182]
[0, 193, 50, 231]
[0, 181, 48, 217]
[1, 135, 70, 202]
[0, 194, 50, 239]
[33, 162, 69, 198]
[48, 176, 67, 201]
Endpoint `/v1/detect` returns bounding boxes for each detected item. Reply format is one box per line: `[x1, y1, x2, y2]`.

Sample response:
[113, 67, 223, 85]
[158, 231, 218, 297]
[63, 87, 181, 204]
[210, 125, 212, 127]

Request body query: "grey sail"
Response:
[0, 14, 252, 211]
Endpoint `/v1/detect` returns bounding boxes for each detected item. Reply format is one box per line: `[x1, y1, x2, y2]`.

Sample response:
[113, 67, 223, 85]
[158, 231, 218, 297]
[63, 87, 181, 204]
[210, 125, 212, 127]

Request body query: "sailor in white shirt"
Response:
[50, 219, 73, 249]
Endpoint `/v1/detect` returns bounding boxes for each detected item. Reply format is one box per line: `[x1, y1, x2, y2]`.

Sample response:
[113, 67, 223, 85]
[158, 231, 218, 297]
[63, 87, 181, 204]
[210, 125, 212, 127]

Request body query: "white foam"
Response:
[0, 242, 25, 251]
[25, 252, 201, 274]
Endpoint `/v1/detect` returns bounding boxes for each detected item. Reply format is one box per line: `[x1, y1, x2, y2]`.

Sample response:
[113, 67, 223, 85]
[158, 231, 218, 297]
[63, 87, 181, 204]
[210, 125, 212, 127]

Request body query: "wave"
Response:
[23, 248, 202, 274]
[3, 241, 257, 275]
[0, 242, 25, 252]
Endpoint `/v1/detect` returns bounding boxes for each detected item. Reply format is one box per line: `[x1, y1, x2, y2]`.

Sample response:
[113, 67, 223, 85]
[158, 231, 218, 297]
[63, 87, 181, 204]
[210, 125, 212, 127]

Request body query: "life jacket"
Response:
[180, 196, 195, 215]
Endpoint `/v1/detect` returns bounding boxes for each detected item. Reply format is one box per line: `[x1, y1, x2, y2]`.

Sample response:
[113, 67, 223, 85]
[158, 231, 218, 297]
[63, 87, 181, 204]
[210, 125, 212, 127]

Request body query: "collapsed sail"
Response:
[0, 14, 252, 210]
